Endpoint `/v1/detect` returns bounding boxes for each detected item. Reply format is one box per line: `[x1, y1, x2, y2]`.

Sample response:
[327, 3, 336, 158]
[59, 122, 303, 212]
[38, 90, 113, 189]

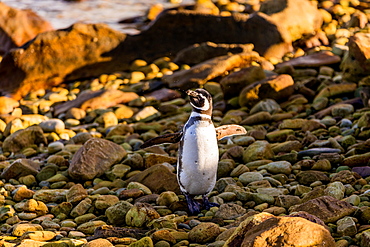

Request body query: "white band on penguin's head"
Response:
[190, 94, 210, 111]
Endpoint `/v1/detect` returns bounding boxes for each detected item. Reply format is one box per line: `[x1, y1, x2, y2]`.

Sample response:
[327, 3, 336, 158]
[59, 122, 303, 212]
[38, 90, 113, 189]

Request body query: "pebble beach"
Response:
[0, 0, 370, 247]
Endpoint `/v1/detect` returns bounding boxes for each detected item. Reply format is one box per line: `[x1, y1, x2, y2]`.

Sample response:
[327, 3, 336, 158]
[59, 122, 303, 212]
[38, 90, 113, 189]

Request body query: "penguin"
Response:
[141, 88, 247, 214]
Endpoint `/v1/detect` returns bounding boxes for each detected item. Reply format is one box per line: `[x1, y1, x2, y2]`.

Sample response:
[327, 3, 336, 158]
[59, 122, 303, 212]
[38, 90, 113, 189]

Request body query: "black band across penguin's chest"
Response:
[185, 116, 213, 129]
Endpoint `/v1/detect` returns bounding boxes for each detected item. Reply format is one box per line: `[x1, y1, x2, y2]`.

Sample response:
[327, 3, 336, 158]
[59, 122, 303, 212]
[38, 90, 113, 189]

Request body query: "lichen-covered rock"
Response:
[106, 201, 133, 225]
[188, 222, 221, 244]
[125, 202, 160, 228]
[76, 220, 107, 235]
[214, 203, 247, 220]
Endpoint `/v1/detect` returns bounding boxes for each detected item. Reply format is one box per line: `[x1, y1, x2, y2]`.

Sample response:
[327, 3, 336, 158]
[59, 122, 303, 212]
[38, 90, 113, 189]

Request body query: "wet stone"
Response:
[337, 216, 357, 237]
[298, 148, 341, 158]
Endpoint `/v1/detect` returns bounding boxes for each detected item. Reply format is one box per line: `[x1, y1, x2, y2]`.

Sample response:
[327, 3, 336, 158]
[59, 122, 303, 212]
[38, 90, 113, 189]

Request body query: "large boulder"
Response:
[0, 23, 127, 100]
[128, 0, 323, 61]
[224, 212, 334, 247]
[124, 9, 289, 61]
[0, 3, 53, 54]
[259, 0, 323, 43]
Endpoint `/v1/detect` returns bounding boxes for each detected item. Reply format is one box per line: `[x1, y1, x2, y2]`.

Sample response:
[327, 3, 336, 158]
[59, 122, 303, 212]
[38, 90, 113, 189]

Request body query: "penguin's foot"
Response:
[202, 195, 219, 210]
[185, 194, 201, 215]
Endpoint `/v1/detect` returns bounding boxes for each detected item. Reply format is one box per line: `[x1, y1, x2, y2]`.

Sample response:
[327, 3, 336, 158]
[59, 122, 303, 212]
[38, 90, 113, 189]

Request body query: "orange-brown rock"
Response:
[0, 96, 19, 114]
[53, 89, 137, 116]
[238, 74, 295, 107]
[144, 153, 177, 168]
[224, 212, 335, 247]
[163, 52, 262, 90]
[0, 2, 53, 54]
[341, 32, 370, 81]
[80, 89, 139, 111]
[260, 0, 324, 45]
[0, 23, 126, 100]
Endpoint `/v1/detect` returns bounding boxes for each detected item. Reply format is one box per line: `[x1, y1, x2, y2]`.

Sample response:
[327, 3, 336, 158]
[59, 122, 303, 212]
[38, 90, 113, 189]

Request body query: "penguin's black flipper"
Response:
[140, 131, 183, 149]
[215, 124, 247, 140]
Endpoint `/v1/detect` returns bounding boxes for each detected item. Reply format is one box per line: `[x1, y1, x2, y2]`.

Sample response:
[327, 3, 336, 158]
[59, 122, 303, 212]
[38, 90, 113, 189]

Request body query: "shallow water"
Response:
[2, 0, 195, 34]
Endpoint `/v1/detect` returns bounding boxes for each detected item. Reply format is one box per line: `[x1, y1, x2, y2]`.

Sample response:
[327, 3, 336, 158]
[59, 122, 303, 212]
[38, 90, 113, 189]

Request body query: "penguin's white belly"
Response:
[178, 122, 219, 195]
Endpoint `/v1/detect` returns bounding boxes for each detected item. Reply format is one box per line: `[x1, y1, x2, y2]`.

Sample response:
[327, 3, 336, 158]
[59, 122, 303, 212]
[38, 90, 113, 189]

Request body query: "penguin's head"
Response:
[186, 89, 213, 114]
